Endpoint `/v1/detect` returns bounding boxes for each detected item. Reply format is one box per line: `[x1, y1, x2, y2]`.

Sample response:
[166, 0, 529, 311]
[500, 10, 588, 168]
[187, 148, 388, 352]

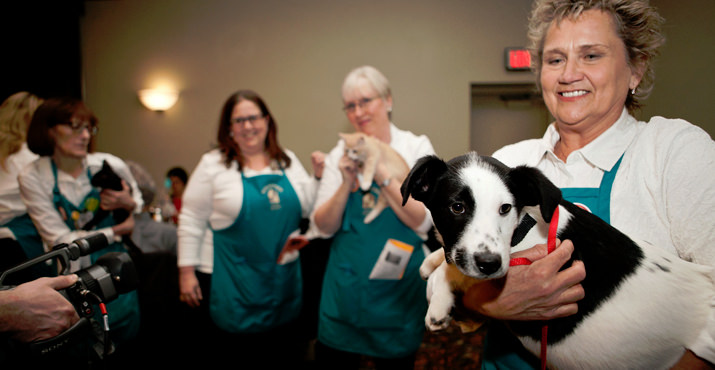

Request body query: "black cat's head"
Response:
[91, 160, 123, 191]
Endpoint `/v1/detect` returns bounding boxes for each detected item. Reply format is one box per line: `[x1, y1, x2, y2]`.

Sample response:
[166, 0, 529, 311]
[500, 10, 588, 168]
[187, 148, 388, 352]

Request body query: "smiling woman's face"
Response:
[540, 9, 641, 135]
[230, 99, 267, 156]
[343, 80, 392, 139]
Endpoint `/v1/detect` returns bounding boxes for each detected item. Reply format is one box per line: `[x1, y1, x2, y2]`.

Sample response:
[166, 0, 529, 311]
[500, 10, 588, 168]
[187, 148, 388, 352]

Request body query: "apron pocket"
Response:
[231, 260, 276, 307]
[361, 279, 419, 329]
[321, 263, 360, 325]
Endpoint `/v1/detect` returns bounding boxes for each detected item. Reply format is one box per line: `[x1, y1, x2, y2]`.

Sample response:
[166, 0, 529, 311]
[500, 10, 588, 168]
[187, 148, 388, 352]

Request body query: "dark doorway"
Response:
[470, 84, 551, 156]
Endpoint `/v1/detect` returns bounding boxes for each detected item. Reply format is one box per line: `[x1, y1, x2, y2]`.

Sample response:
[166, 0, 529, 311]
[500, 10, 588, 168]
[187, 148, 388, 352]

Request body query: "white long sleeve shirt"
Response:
[310, 123, 436, 239]
[177, 148, 317, 273]
[0, 144, 38, 239]
[493, 108, 715, 364]
[18, 153, 143, 270]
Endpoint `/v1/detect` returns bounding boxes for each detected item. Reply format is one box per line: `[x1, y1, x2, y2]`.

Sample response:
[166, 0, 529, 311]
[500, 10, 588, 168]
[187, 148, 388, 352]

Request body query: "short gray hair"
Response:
[341, 65, 392, 101]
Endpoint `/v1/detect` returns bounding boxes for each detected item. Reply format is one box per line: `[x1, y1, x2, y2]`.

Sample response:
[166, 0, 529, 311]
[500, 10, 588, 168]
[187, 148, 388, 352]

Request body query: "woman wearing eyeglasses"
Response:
[311, 66, 435, 369]
[177, 89, 318, 366]
[18, 96, 142, 358]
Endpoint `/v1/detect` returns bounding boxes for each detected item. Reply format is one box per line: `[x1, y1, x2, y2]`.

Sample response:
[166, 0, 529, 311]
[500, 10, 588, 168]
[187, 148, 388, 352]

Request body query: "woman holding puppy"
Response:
[177, 89, 318, 366]
[311, 65, 436, 369]
[464, 1, 715, 368]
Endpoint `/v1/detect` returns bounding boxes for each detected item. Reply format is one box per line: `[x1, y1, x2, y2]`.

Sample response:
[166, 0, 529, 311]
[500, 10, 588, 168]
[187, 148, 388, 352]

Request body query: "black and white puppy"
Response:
[401, 152, 714, 369]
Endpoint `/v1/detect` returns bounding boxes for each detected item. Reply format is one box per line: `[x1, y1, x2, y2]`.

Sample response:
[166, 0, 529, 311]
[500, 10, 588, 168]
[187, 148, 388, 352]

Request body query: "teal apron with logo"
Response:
[482, 156, 623, 369]
[4, 214, 56, 279]
[51, 161, 141, 346]
[209, 170, 303, 333]
[318, 181, 427, 358]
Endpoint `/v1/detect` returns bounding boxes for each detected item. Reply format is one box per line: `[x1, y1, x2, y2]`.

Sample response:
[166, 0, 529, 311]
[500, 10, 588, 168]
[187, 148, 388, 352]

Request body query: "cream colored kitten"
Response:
[340, 132, 409, 223]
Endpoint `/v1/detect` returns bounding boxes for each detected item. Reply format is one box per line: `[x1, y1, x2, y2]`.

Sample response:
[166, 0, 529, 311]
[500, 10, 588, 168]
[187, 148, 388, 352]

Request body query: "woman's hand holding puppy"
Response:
[463, 239, 586, 321]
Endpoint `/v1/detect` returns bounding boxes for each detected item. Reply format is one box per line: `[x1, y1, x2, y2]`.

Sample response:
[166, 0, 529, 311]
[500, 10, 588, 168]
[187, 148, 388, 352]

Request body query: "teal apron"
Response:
[482, 156, 623, 369]
[51, 161, 140, 346]
[4, 214, 56, 279]
[209, 170, 303, 333]
[318, 181, 427, 358]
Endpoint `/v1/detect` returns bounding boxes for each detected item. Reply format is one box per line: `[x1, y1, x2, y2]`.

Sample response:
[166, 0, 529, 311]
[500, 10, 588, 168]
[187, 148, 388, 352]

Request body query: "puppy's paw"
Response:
[425, 298, 454, 332]
[426, 313, 451, 331]
[419, 263, 434, 280]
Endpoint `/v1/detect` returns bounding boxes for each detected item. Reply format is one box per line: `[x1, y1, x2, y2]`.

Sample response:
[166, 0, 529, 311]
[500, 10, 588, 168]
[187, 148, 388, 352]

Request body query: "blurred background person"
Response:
[18, 97, 143, 365]
[177, 89, 318, 366]
[128, 160, 177, 255]
[0, 92, 50, 284]
[311, 65, 436, 369]
[165, 166, 188, 224]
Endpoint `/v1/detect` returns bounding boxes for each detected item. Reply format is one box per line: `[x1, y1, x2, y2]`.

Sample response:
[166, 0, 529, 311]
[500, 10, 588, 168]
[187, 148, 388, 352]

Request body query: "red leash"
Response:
[509, 206, 559, 370]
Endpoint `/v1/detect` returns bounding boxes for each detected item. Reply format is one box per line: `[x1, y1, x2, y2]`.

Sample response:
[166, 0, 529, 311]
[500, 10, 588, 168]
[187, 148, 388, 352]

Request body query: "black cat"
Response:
[82, 160, 129, 230]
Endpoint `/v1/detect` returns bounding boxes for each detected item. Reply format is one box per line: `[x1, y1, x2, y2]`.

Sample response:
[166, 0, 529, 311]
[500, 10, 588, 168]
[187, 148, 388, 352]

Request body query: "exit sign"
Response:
[505, 47, 531, 71]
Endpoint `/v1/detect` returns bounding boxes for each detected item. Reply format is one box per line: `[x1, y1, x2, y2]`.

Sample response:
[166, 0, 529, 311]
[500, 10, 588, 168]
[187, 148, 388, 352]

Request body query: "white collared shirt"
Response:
[0, 144, 38, 239]
[493, 108, 715, 362]
[18, 152, 143, 270]
[177, 148, 317, 273]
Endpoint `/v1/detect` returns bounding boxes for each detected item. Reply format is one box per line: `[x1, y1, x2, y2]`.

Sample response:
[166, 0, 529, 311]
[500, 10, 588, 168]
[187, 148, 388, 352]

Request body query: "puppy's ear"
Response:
[400, 155, 448, 206]
[507, 166, 562, 222]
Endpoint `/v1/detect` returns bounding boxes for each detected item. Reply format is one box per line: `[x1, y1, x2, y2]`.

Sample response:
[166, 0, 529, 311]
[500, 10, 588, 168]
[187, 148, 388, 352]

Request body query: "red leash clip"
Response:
[508, 206, 559, 370]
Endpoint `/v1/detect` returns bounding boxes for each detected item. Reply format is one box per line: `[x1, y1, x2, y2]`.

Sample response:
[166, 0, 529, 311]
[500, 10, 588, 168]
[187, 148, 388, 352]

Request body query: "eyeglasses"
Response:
[61, 119, 98, 136]
[342, 97, 377, 113]
[231, 114, 265, 126]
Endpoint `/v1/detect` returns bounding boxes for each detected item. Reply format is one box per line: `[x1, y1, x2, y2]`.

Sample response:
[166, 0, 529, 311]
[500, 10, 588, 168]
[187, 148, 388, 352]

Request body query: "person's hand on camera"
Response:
[0, 275, 80, 343]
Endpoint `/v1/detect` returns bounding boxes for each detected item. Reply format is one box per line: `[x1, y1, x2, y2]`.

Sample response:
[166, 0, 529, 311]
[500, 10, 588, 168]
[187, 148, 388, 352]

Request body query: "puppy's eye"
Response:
[499, 204, 512, 215]
[450, 203, 465, 215]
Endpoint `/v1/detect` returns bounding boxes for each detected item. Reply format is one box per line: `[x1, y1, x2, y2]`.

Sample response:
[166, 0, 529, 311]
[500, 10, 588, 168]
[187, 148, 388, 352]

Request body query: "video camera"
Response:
[0, 233, 139, 359]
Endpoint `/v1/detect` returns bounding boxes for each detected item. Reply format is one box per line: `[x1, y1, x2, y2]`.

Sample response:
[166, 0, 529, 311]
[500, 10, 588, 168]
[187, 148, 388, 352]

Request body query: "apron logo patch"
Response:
[84, 197, 100, 212]
[261, 184, 284, 210]
[362, 192, 376, 211]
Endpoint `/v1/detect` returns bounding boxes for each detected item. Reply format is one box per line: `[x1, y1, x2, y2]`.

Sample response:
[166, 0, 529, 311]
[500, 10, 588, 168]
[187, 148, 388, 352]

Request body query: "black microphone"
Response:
[71, 233, 110, 256]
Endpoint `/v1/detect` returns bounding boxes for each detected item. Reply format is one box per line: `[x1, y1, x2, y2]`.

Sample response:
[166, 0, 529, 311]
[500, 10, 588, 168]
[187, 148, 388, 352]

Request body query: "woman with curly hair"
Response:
[463, 1, 715, 368]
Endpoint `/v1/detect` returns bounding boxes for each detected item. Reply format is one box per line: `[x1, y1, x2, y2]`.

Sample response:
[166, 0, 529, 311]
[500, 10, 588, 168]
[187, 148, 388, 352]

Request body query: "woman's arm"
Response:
[312, 155, 357, 236]
[373, 161, 425, 230]
[18, 159, 115, 248]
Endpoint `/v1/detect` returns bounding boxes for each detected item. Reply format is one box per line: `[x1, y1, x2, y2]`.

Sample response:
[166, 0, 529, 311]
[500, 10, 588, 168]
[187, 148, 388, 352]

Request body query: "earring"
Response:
[631, 87, 637, 95]
[387, 106, 393, 113]
[229, 131, 234, 137]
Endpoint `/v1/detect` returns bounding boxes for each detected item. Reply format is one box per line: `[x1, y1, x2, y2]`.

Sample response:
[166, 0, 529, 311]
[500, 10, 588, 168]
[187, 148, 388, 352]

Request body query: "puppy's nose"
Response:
[475, 253, 502, 275]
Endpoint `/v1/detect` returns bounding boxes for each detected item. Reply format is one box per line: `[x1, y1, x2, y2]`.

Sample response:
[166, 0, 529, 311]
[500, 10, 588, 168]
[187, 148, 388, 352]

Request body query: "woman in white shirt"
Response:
[19, 96, 142, 357]
[465, 1, 715, 368]
[177, 89, 317, 367]
[311, 66, 436, 369]
[0, 92, 46, 283]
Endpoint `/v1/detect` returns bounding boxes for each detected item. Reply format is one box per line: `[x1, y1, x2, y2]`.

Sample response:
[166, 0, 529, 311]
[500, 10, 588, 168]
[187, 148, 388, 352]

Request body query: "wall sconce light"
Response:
[138, 88, 179, 112]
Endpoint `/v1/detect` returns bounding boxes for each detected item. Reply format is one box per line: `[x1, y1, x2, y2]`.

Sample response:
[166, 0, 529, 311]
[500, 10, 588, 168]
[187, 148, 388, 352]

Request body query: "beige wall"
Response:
[80, 0, 714, 190]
